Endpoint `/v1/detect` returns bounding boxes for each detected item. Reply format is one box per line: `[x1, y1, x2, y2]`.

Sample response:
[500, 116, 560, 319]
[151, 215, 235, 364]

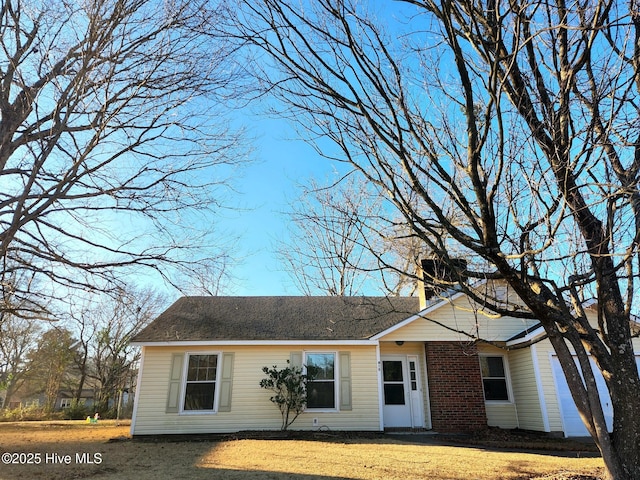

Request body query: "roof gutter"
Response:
[505, 325, 546, 347]
[131, 339, 380, 347]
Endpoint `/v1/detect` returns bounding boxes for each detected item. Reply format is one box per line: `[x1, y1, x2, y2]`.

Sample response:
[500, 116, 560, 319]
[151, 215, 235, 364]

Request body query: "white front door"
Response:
[382, 356, 418, 428]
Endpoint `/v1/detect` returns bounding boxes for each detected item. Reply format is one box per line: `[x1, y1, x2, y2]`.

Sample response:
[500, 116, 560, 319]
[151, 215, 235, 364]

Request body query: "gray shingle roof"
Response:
[132, 296, 419, 343]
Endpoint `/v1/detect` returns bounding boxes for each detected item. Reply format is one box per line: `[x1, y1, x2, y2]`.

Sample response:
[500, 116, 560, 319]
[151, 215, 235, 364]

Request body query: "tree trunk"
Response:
[2, 381, 16, 409]
[608, 357, 640, 479]
[73, 357, 88, 406]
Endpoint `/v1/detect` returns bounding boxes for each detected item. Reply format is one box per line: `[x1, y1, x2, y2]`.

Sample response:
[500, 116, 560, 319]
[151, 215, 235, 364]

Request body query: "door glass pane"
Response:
[383, 361, 403, 382]
[384, 384, 405, 405]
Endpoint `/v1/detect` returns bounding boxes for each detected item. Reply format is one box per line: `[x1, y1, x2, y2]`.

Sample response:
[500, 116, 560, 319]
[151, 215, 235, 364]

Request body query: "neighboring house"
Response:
[0, 390, 44, 410]
[56, 390, 96, 410]
[1, 388, 97, 411]
[130, 285, 640, 438]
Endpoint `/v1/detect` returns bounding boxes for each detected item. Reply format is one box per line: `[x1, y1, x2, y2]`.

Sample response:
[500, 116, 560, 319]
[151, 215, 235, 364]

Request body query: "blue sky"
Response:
[219, 116, 343, 296]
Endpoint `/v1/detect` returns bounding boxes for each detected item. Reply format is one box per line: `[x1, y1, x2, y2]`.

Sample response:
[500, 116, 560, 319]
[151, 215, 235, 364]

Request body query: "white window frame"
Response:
[479, 354, 513, 403]
[304, 351, 338, 412]
[180, 351, 221, 414]
[60, 398, 73, 409]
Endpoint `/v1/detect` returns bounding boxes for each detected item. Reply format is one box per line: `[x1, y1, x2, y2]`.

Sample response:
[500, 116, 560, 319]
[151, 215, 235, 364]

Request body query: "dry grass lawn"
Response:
[0, 421, 604, 480]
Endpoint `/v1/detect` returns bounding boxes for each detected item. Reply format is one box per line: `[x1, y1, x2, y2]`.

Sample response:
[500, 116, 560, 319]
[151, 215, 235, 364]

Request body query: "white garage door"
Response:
[551, 355, 639, 437]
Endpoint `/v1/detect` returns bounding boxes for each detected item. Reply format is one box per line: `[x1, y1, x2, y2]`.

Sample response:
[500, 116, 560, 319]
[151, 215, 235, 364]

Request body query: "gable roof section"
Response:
[372, 286, 545, 343]
[132, 296, 419, 343]
[370, 289, 466, 340]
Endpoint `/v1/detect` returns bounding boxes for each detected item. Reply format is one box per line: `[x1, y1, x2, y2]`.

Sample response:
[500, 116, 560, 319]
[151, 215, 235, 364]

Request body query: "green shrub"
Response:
[260, 361, 314, 430]
[100, 407, 118, 419]
[62, 400, 89, 420]
[0, 403, 60, 422]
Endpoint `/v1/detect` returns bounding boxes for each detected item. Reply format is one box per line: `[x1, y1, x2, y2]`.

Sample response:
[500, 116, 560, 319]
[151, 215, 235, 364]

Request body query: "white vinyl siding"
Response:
[484, 403, 518, 429]
[508, 347, 547, 432]
[132, 345, 380, 435]
[534, 341, 573, 433]
[379, 295, 539, 344]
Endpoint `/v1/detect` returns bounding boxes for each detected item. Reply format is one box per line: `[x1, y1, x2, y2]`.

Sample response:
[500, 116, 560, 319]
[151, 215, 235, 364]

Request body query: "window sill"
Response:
[484, 400, 514, 405]
[179, 410, 218, 415]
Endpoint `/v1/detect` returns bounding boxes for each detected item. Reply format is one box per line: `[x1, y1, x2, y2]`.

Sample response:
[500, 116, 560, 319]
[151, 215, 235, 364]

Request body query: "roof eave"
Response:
[131, 339, 380, 347]
[506, 325, 547, 347]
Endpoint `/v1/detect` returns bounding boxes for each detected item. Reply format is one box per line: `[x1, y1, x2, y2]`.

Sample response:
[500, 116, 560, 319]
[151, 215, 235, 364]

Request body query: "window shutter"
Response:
[290, 351, 303, 369]
[218, 353, 235, 412]
[339, 352, 352, 411]
[166, 353, 184, 413]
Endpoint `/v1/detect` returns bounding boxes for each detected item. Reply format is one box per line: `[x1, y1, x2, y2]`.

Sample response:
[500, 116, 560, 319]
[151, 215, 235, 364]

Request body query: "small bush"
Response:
[260, 361, 313, 431]
[100, 407, 118, 419]
[62, 400, 89, 420]
[0, 403, 61, 422]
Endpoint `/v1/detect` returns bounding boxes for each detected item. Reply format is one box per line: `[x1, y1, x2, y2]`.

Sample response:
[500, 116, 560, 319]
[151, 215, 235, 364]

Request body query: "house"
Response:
[1, 388, 97, 412]
[129, 285, 640, 438]
[0, 389, 45, 410]
[56, 389, 96, 410]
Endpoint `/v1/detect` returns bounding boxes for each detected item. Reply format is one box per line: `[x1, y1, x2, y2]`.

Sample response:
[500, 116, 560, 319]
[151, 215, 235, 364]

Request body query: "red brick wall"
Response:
[424, 342, 487, 432]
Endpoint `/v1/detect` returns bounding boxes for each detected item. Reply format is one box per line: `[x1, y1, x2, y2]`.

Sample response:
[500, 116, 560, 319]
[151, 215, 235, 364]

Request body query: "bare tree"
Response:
[0, 0, 246, 318]
[66, 287, 165, 414]
[66, 299, 98, 406]
[226, 1, 640, 478]
[279, 174, 425, 295]
[277, 175, 377, 295]
[0, 312, 41, 408]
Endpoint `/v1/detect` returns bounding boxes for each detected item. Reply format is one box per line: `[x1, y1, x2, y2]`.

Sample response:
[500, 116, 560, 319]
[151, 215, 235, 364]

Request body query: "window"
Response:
[183, 354, 219, 411]
[305, 353, 336, 409]
[479, 355, 510, 401]
[60, 398, 73, 409]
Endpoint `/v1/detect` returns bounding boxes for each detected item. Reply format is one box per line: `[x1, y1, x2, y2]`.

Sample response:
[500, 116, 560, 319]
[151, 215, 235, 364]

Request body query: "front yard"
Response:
[0, 421, 603, 479]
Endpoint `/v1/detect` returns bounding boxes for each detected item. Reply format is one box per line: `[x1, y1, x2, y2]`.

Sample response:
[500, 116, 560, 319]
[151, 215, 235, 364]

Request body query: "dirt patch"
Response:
[0, 422, 604, 480]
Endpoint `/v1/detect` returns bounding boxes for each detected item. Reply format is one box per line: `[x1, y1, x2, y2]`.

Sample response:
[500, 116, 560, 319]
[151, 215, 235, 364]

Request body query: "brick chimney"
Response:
[418, 258, 467, 309]
[424, 341, 487, 432]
